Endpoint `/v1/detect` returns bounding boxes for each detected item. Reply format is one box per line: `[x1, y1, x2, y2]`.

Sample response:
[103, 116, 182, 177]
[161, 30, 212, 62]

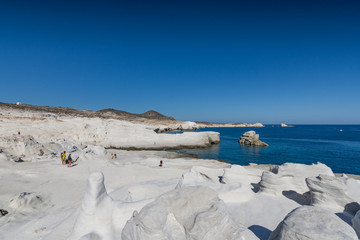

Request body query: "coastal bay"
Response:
[177, 125, 360, 175]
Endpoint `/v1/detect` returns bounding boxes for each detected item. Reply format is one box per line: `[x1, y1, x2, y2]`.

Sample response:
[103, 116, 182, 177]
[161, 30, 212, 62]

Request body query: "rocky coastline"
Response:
[1, 102, 360, 240]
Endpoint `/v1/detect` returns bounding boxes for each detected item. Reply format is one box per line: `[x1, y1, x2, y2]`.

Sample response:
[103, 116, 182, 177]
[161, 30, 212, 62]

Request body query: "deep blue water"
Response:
[177, 125, 360, 175]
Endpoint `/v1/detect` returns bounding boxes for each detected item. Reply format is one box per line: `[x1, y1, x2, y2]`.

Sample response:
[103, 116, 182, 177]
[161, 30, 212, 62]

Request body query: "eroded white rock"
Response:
[306, 174, 360, 213]
[176, 165, 260, 204]
[69, 172, 118, 240]
[176, 166, 223, 189]
[0, 134, 78, 162]
[269, 206, 358, 240]
[9, 192, 51, 212]
[259, 162, 334, 195]
[83, 145, 107, 156]
[239, 131, 268, 147]
[122, 186, 257, 240]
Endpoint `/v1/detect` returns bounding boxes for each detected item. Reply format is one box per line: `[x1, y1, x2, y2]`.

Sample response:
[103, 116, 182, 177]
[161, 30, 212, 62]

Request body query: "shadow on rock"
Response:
[335, 202, 360, 227]
[250, 183, 260, 193]
[335, 212, 353, 226]
[282, 190, 311, 205]
[248, 225, 271, 240]
[344, 202, 360, 215]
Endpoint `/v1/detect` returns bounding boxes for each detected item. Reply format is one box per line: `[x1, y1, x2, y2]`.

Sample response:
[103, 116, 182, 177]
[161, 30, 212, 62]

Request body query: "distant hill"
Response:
[96, 108, 175, 120]
[0, 102, 175, 121]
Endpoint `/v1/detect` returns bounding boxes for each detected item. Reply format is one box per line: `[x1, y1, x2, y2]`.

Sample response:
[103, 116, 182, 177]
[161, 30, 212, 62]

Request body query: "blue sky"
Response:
[1, 0, 359, 124]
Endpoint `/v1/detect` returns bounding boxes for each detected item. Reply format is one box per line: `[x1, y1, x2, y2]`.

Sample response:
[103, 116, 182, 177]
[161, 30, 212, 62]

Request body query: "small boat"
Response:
[340, 129, 343, 132]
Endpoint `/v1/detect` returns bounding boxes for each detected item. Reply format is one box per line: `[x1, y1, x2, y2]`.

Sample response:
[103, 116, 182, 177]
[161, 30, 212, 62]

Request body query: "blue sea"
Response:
[177, 125, 360, 175]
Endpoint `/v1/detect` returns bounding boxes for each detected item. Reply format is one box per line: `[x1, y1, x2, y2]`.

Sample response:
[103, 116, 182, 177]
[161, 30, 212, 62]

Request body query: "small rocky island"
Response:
[239, 131, 269, 147]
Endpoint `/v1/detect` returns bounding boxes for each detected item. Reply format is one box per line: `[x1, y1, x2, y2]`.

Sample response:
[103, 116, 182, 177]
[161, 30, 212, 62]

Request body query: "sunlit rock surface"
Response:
[69, 172, 119, 240]
[269, 206, 358, 240]
[306, 174, 360, 213]
[122, 186, 257, 240]
[259, 163, 334, 195]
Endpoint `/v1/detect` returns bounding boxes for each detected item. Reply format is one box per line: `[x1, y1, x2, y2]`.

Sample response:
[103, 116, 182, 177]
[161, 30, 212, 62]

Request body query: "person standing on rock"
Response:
[61, 151, 66, 165]
[66, 154, 73, 167]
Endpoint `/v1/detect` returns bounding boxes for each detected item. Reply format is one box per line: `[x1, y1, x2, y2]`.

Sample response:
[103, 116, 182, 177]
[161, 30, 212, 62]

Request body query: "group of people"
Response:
[61, 151, 74, 167]
[61, 151, 162, 168]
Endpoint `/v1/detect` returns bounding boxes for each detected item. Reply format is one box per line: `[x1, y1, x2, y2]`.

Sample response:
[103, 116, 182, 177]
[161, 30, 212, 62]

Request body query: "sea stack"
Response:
[239, 131, 268, 147]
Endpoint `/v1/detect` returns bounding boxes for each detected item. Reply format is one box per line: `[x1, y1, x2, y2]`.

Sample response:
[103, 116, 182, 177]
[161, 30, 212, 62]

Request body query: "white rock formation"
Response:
[176, 166, 223, 189]
[82, 145, 108, 156]
[122, 186, 257, 240]
[280, 123, 288, 127]
[0, 134, 66, 162]
[9, 192, 51, 213]
[259, 163, 334, 195]
[239, 131, 268, 147]
[156, 121, 199, 132]
[4, 192, 53, 223]
[269, 206, 358, 240]
[306, 174, 360, 213]
[69, 172, 119, 240]
[0, 114, 220, 156]
[352, 210, 360, 238]
[176, 165, 261, 203]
